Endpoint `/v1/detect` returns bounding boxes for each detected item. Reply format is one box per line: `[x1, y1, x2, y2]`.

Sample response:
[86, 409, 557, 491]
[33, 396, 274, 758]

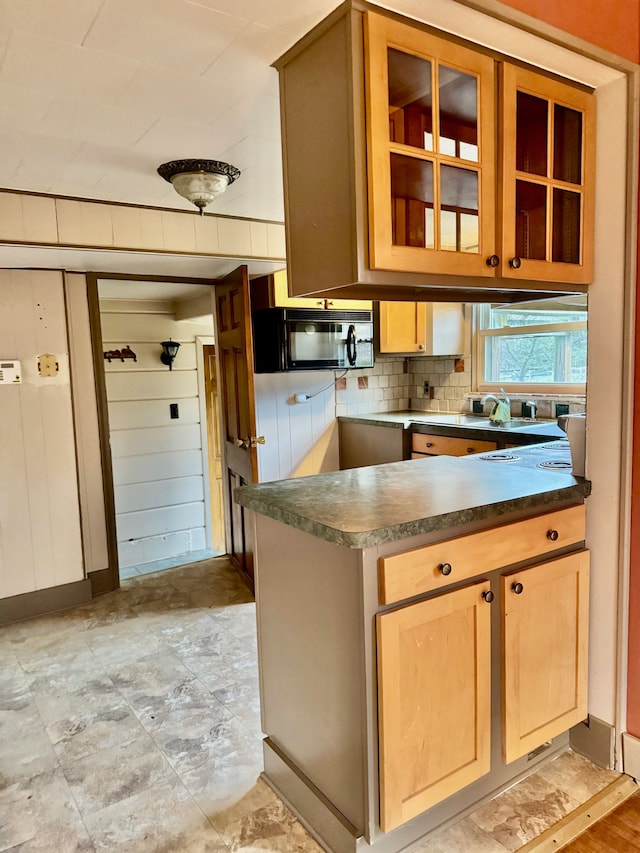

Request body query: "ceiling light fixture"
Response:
[157, 159, 241, 215]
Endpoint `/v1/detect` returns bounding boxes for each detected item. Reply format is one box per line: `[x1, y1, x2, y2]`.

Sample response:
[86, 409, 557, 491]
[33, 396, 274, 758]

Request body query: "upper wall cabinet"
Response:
[365, 14, 496, 279]
[274, 3, 595, 302]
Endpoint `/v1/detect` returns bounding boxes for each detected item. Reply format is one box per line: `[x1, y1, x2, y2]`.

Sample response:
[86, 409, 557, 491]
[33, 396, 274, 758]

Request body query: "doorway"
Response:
[97, 277, 225, 580]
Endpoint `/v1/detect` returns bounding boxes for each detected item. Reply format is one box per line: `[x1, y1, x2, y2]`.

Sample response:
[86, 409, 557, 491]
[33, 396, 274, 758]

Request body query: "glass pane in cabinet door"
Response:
[438, 65, 478, 162]
[552, 188, 581, 264]
[390, 154, 434, 248]
[516, 92, 548, 176]
[515, 181, 547, 260]
[388, 48, 433, 151]
[554, 104, 583, 185]
[440, 164, 479, 252]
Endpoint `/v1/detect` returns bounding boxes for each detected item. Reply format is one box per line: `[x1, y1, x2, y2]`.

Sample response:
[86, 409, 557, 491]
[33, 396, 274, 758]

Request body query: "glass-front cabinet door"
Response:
[364, 12, 497, 277]
[500, 65, 595, 284]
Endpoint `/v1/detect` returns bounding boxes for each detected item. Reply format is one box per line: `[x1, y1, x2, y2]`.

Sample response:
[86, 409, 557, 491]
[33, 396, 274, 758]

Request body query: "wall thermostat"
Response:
[0, 360, 21, 384]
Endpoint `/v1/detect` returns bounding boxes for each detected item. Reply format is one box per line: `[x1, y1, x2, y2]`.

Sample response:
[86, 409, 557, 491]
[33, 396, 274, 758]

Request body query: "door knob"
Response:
[250, 435, 266, 448]
[235, 437, 250, 449]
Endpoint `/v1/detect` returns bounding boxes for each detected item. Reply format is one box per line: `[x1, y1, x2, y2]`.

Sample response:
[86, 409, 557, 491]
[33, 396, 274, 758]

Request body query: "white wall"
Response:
[0, 270, 84, 599]
[255, 371, 339, 482]
[100, 301, 215, 569]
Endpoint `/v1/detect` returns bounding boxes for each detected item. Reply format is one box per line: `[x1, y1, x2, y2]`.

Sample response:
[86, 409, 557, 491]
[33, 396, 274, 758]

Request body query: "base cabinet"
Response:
[376, 509, 589, 831]
[502, 551, 590, 762]
[377, 580, 492, 832]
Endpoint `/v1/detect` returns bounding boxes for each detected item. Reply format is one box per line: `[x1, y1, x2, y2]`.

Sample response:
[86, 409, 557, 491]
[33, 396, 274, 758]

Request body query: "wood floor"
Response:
[561, 790, 640, 851]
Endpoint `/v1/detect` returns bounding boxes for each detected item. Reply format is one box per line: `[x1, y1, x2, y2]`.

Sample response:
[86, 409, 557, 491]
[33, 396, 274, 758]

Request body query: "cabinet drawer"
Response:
[412, 432, 497, 456]
[379, 504, 586, 604]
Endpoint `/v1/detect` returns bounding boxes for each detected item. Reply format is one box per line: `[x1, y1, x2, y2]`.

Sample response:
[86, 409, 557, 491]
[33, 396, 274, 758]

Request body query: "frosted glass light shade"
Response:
[157, 159, 241, 214]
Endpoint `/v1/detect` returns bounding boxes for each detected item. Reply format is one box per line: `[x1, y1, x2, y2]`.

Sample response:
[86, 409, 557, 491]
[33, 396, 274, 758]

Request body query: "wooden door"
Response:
[501, 550, 590, 763]
[203, 345, 225, 554]
[214, 265, 258, 591]
[376, 579, 492, 831]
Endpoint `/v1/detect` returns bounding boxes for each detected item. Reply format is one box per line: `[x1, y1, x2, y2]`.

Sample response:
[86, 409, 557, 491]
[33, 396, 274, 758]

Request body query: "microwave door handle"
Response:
[346, 324, 357, 366]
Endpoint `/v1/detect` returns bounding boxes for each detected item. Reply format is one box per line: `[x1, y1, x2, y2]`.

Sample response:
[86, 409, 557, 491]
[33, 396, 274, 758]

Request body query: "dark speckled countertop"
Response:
[234, 444, 590, 549]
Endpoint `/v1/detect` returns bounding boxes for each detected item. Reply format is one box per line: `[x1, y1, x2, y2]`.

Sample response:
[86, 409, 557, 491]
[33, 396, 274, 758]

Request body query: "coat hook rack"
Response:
[104, 345, 137, 363]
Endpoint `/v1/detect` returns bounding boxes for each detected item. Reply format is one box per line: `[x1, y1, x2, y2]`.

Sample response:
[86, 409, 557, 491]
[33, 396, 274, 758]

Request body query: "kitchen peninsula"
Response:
[235, 449, 591, 853]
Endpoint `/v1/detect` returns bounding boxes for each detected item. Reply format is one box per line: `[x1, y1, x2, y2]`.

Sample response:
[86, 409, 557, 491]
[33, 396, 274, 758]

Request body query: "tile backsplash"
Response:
[336, 354, 586, 418]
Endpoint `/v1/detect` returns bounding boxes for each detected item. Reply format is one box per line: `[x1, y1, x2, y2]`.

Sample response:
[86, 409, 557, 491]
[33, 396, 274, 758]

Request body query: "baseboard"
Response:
[570, 715, 615, 769]
[88, 567, 118, 596]
[517, 774, 637, 852]
[622, 732, 640, 779]
[0, 578, 92, 625]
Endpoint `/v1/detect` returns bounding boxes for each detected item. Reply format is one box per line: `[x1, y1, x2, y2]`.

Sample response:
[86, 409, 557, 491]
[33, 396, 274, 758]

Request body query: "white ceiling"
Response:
[0, 0, 622, 281]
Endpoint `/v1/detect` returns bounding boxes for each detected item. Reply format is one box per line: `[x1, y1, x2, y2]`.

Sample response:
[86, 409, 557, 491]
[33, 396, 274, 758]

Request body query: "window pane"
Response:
[554, 104, 582, 184]
[388, 48, 433, 151]
[515, 181, 547, 260]
[438, 65, 478, 162]
[440, 164, 479, 252]
[390, 153, 434, 248]
[489, 304, 586, 329]
[484, 330, 586, 383]
[516, 92, 548, 176]
[552, 188, 581, 264]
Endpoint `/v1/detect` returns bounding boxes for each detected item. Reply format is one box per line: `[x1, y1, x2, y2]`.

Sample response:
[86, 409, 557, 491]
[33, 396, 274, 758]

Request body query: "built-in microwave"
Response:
[252, 307, 374, 373]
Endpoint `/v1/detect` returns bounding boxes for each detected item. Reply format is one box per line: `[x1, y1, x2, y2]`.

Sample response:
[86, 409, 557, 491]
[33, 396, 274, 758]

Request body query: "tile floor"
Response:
[0, 557, 621, 852]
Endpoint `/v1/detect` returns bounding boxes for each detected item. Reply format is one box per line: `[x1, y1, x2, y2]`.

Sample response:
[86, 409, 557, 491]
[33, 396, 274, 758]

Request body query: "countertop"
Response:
[234, 443, 590, 549]
[338, 409, 566, 443]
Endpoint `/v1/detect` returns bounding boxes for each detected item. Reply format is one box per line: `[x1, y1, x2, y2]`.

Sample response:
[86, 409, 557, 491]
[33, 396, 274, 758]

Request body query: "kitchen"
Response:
[0, 0, 637, 850]
[233, 0, 637, 850]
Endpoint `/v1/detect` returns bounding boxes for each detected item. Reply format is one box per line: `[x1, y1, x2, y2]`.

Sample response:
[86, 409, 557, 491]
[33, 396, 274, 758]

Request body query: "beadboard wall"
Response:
[100, 301, 216, 569]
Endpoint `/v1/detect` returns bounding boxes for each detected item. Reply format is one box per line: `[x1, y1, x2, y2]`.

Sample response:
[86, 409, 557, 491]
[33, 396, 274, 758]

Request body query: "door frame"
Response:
[87, 271, 229, 593]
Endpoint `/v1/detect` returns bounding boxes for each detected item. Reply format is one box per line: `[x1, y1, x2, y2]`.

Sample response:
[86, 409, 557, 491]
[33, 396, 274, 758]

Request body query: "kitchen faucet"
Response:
[480, 388, 511, 425]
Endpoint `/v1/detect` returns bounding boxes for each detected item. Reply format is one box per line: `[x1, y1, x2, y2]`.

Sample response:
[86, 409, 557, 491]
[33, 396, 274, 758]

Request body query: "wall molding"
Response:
[570, 716, 616, 769]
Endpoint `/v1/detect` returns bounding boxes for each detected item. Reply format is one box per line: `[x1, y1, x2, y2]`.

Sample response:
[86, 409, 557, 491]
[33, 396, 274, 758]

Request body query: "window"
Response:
[475, 296, 587, 393]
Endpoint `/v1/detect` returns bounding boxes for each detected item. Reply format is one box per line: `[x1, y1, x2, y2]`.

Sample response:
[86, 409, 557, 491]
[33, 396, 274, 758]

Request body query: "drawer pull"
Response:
[511, 582, 524, 595]
[438, 562, 452, 576]
[482, 590, 494, 603]
[547, 529, 559, 541]
[466, 447, 475, 454]
[425, 442, 434, 448]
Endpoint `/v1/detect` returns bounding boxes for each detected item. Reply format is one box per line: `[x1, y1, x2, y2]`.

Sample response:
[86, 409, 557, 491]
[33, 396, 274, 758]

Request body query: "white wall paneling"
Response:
[0, 270, 84, 599]
[254, 370, 339, 482]
[100, 289, 215, 569]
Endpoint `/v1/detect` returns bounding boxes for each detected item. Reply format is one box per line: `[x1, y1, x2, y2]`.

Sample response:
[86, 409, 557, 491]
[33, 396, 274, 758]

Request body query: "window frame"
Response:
[473, 301, 587, 396]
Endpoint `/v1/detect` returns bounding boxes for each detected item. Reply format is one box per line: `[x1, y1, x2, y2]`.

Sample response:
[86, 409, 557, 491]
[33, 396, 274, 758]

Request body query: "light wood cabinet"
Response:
[377, 579, 492, 831]
[376, 507, 589, 829]
[501, 550, 590, 763]
[378, 302, 464, 355]
[412, 432, 497, 457]
[275, 4, 593, 300]
[251, 269, 372, 311]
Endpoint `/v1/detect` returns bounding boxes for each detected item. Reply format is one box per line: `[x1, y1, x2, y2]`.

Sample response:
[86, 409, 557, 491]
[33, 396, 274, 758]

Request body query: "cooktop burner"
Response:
[537, 460, 572, 471]
[478, 453, 520, 462]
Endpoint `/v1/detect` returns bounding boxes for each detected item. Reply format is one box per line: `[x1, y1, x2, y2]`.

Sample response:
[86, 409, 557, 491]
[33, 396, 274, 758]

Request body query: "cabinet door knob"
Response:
[438, 562, 452, 576]
[482, 590, 494, 603]
[486, 254, 500, 268]
[508, 256, 522, 269]
[511, 582, 524, 595]
[547, 529, 559, 541]
[425, 442, 434, 448]
[418, 344, 425, 351]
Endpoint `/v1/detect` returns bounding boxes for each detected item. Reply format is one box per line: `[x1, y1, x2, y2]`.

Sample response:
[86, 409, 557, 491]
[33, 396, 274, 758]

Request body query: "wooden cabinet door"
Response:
[377, 580, 492, 831]
[378, 302, 464, 354]
[364, 12, 496, 278]
[500, 64, 595, 284]
[501, 550, 590, 763]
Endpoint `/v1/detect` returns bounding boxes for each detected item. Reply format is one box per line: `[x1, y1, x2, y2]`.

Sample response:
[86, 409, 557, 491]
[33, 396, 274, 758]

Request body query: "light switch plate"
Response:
[0, 360, 21, 384]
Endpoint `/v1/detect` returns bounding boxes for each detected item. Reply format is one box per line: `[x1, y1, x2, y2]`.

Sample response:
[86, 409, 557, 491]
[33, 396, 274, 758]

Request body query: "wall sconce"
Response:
[160, 339, 180, 370]
[157, 159, 241, 215]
